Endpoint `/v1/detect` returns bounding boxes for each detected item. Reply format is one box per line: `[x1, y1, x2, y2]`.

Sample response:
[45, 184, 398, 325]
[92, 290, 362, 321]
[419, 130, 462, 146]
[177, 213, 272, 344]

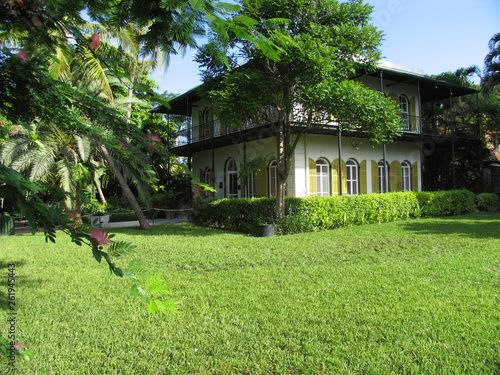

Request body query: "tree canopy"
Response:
[197, 0, 402, 211]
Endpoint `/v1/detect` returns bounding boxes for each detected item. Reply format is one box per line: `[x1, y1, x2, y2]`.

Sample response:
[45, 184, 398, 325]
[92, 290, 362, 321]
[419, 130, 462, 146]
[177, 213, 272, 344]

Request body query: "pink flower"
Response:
[89, 33, 100, 49]
[10, 129, 19, 135]
[16, 50, 28, 62]
[13, 343, 22, 351]
[147, 133, 161, 143]
[90, 228, 111, 246]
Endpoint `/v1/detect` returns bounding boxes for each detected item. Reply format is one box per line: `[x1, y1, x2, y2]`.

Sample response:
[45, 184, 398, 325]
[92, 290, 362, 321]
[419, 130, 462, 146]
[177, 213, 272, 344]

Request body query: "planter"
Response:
[257, 224, 275, 237]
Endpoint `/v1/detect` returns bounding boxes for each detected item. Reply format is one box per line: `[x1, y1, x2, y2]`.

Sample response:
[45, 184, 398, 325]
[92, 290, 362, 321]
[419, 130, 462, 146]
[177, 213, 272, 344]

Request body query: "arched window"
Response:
[402, 161, 411, 192]
[269, 161, 278, 197]
[225, 158, 238, 198]
[346, 159, 358, 196]
[203, 167, 211, 197]
[378, 160, 389, 193]
[246, 170, 255, 198]
[399, 95, 410, 130]
[316, 159, 330, 196]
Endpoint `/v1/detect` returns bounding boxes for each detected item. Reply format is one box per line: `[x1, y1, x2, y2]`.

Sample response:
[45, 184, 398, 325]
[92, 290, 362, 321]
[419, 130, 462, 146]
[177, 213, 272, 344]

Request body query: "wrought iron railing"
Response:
[172, 113, 478, 147]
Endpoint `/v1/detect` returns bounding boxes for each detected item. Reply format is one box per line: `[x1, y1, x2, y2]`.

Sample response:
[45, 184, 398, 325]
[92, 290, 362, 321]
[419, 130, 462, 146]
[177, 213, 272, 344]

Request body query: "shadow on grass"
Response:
[111, 223, 250, 238]
[402, 214, 500, 239]
[0, 260, 44, 311]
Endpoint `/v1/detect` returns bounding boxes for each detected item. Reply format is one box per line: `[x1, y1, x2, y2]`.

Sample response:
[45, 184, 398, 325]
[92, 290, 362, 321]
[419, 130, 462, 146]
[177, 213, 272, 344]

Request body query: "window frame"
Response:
[225, 158, 238, 199]
[402, 161, 411, 192]
[346, 159, 359, 196]
[269, 161, 278, 197]
[399, 95, 410, 130]
[316, 158, 330, 196]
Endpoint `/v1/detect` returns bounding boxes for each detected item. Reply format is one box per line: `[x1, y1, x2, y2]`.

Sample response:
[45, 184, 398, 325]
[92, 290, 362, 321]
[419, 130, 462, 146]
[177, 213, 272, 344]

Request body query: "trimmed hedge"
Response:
[476, 193, 500, 213]
[193, 189, 476, 235]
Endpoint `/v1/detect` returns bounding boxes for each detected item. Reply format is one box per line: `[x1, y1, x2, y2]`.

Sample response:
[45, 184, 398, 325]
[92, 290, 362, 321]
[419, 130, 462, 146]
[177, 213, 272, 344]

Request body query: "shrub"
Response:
[476, 193, 500, 213]
[193, 192, 421, 235]
[415, 189, 475, 217]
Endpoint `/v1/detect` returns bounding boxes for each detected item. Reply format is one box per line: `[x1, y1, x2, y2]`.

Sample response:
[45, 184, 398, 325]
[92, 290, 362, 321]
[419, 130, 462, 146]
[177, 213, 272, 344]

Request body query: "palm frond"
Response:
[30, 147, 57, 182]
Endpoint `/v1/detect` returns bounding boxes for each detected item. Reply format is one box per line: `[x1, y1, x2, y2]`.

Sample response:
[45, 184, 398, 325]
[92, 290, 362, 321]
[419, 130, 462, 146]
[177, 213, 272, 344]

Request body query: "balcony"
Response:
[172, 113, 479, 148]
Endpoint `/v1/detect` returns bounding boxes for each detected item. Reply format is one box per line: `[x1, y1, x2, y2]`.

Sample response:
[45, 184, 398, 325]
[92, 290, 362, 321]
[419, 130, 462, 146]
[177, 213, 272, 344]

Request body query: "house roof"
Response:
[153, 61, 478, 115]
[362, 62, 478, 103]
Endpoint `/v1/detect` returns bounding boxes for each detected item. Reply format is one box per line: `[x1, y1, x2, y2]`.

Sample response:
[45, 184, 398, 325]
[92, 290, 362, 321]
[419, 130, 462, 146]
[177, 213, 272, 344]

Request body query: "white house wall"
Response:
[192, 133, 421, 198]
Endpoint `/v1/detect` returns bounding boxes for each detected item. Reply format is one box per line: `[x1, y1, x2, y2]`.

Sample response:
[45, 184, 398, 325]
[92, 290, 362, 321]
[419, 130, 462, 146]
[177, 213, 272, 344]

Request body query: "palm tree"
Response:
[1, 124, 99, 222]
[484, 32, 500, 90]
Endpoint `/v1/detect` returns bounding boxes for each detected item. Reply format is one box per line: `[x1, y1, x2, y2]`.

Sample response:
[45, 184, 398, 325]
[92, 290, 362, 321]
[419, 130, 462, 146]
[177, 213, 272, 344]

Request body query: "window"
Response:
[316, 159, 330, 196]
[399, 95, 410, 130]
[269, 161, 278, 197]
[225, 158, 238, 198]
[246, 170, 255, 198]
[203, 168, 211, 197]
[402, 161, 411, 192]
[378, 160, 388, 193]
[202, 108, 211, 139]
[346, 159, 358, 196]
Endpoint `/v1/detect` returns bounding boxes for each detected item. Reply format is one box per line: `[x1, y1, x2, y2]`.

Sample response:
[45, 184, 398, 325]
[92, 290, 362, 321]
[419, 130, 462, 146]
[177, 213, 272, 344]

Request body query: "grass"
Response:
[1, 214, 500, 374]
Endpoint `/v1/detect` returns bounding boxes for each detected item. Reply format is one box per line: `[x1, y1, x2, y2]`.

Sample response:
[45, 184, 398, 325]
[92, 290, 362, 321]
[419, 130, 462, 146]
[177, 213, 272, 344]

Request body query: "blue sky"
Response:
[150, 0, 500, 95]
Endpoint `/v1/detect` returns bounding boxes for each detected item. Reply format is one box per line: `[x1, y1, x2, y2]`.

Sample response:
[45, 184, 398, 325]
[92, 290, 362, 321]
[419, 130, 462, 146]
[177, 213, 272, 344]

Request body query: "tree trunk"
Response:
[66, 200, 82, 223]
[100, 144, 151, 230]
[94, 177, 107, 205]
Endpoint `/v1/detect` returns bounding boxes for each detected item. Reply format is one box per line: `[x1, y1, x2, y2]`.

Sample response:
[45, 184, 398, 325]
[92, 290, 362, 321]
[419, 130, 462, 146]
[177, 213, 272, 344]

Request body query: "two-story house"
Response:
[156, 61, 480, 199]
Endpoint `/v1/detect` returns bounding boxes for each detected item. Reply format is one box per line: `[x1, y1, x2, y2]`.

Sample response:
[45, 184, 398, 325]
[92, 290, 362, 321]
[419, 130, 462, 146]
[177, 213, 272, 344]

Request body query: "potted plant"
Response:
[257, 221, 275, 237]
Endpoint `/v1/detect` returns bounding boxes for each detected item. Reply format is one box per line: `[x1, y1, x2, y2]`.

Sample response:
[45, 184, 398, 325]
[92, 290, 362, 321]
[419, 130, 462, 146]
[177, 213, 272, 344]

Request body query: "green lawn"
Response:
[2, 214, 500, 374]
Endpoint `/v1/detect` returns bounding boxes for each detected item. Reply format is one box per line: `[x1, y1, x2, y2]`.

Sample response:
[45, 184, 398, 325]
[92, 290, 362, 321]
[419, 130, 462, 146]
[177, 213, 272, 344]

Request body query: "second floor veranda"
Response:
[171, 112, 479, 148]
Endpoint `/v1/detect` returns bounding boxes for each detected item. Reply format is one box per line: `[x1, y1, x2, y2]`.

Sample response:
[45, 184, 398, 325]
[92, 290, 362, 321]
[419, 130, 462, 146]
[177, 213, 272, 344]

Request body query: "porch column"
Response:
[450, 88, 456, 189]
[477, 92, 483, 192]
[383, 143, 388, 193]
[338, 125, 342, 196]
[418, 79, 424, 191]
[380, 71, 388, 193]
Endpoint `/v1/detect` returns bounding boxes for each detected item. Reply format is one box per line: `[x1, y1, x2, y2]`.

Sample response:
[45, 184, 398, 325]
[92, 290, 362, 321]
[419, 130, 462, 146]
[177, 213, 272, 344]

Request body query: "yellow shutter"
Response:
[331, 159, 347, 195]
[341, 160, 347, 195]
[309, 158, 317, 197]
[390, 161, 402, 192]
[371, 160, 379, 194]
[410, 97, 417, 130]
[332, 158, 340, 196]
[255, 168, 268, 197]
[412, 162, 419, 191]
[359, 160, 367, 194]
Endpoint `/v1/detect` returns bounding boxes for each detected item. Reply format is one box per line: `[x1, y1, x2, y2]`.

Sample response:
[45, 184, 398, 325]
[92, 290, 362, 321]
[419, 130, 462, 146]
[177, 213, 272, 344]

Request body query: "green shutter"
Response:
[255, 168, 268, 197]
[309, 158, 317, 197]
[390, 161, 402, 192]
[371, 160, 379, 193]
[412, 162, 419, 191]
[359, 160, 367, 195]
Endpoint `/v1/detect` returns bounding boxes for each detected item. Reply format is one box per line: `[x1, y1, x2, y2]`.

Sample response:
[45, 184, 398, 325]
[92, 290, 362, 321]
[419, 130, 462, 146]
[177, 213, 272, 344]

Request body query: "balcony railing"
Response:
[400, 114, 420, 133]
[172, 114, 478, 147]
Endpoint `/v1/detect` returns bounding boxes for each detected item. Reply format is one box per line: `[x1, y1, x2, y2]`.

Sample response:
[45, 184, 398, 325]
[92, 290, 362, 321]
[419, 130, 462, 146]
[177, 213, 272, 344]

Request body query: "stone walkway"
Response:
[13, 217, 191, 235]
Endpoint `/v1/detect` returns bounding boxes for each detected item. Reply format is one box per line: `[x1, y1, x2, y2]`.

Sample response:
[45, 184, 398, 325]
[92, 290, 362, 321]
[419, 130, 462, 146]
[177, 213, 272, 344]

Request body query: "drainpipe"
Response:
[418, 79, 424, 191]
